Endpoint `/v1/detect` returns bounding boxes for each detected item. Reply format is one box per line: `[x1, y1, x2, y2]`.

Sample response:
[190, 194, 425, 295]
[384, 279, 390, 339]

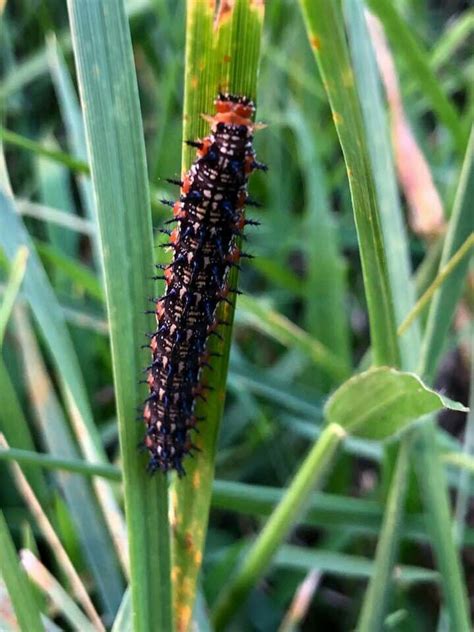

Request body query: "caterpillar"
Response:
[142, 93, 265, 475]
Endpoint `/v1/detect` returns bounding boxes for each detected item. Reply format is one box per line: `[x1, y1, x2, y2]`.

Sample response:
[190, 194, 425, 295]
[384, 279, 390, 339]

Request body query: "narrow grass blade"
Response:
[0, 435, 104, 631]
[413, 426, 471, 630]
[0, 245, 28, 345]
[34, 241, 103, 302]
[13, 307, 124, 617]
[171, 2, 265, 630]
[37, 139, 78, 264]
[0, 445, 121, 481]
[0, 512, 44, 632]
[430, 12, 474, 71]
[398, 233, 474, 336]
[20, 551, 96, 632]
[345, 0, 420, 372]
[0, 179, 126, 586]
[274, 545, 439, 585]
[286, 104, 351, 377]
[67, 1, 172, 629]
[112, 588, 132, 632]
[46, 35, 101, 272]
[0, 128, 89, 174]
[211, 423, 345, 630]
[16, 199, 95, 236]
[356, 439, 410, 631]
[0, 357, 49, 505]
[366, 0, 467, 154]
[299, 0, 399, 367]
[419, 129, 474, 382]
[236, 294, 350, 381]
[210, 480, 447, 545]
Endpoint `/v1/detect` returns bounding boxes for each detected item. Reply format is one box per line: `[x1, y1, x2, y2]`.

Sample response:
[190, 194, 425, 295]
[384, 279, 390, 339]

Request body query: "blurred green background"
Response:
[1, 0, 472, 630]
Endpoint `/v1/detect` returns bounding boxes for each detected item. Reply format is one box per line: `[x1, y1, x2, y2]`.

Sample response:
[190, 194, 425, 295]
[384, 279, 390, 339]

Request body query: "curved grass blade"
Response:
[66, 1, 172, 629]
[171, 2, 265, 630]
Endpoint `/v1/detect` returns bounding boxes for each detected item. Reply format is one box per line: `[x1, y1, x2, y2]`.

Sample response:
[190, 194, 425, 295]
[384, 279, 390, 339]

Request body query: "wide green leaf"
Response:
[67, 0, 172, 630]
[325, 367, 468, 440]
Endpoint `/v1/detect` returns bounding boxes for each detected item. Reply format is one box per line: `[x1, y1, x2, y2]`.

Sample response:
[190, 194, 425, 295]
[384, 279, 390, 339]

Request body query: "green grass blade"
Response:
[0, 245, 28, 346]
[112, 588, 132, 632]
[0, 512, 44, 632]
[46, 36, 101, 271]
[66, 1, 172, 629]
[0, 446, 121, 482]
[274, 544, 439, 585]
[419, 129, 474, 382]
[356, 439, 410, 631]
[171, 2, 265, 630]
[13, 307, 124, 617]
[413, 425, 471, 630]
[0, 128, 89, 174]
[34, 241, 103, 302]
[0, 357, 50, 507]
[0, 161, 124, 568]
[236, 294, 350, 381]
[16, 198, 95, 236]
[21, 551, 96, 632]
[398, 233, 474, 336]
[211, 424, 345, 630]
[286, 103, 351, 377]
[345, 0, 420, 372]
[298, 0, 399, 367]
[366, 0, 467, 154]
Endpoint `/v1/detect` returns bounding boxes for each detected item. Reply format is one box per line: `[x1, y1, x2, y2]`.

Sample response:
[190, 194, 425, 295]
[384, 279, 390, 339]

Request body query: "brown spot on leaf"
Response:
[184, 531, 193, 552]
[191, 75, 199, 89]
[310, 35, 321, 51]
[223, 54, 231, 63]
[215, 0, 234, 28]
[177, 605, 192, 632]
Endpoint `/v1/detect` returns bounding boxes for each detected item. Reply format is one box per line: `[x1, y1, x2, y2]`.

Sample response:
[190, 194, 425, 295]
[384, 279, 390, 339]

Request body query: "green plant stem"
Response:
[211, 423, 345, 630]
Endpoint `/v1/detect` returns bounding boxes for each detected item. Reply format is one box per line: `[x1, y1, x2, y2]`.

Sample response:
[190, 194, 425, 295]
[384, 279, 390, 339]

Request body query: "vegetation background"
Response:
[0, 0, 472, 631]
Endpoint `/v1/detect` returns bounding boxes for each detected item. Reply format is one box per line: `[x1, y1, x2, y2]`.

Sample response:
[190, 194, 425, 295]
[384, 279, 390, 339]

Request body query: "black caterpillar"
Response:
[142, 93, 265, 475]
